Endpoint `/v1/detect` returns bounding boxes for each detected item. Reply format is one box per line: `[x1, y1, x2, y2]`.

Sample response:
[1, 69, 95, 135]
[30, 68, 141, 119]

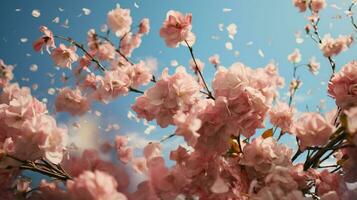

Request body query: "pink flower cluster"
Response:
[132, 66, 201, 127]
[212, 62, 284, 137]
[328, 61, 357, 110]
[55, 87, 91, 116]
[269, 101, 295, 133]
[320, 34, 353, 57]
[0, 83, 68, 164]
[241, 137, 292, 175]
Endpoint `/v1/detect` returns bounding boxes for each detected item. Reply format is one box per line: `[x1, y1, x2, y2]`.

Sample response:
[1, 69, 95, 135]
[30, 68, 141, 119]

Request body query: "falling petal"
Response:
[32, 9, 41, 18]
[29, 64, 38, 72]
[222, 8, 232, 13]
[225, 42, 233, 50]
[20, 38, 28, 43]
[82, 8, 91, 15]
[170, 60, 178, 67]
[52, 17, 60, 23]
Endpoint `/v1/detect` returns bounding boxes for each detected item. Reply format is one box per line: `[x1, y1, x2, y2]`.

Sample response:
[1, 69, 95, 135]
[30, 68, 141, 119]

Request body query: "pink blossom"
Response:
[119, 33, 142, 57]
[114, 136, 133, 164]
[345, 107, 357, 135]
[130, 61, 152, 88]
[138, 18, 150, 35]
[132, 67, 201, 127]
[159, 10, 193, 47]
[287, 48, 302, 63]
[33, 26, 56, 53]
[107, 6, 132, 38]
[241, 137, 292, 174]
[97, 42, 115, 61]
[169, 145, 189, 164]
[0, 59, 14, 88]
[0, 84, 68, 164]
[209, 54, 220, 66]
[293, 112, 334, 149]
[189, 58, 205, 73]
[55, 87, 91, 116]
[51, 44, 79, 69]
[328, 61, 357, 109]
[62, 150, 129, 190]
[269, 101, 295, 133]
[308, 57, 320, 75]
[292, 0, 308, 12]
[316, 170, 345, 197]
[67, 170, 127, 200]
[94, 69, 131, 103]
[212, 62, 282, 137]
[173, 111, 201, 146]
[251, 167, 305, 200]
[320, 34, 353, 57]
[310, 0, 326, 13]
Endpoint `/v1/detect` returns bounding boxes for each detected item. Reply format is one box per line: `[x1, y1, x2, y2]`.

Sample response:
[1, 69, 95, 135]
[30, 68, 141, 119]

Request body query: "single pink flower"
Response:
[114, 136, 133, 164]
[51, 44, 79, 69]
[269, 101, 295, 133]
[97, 42, 115, 61]
[94, 70, 131, 103]
[209, 54, 220, 66]
[293, 0, 308, 12]
[310, 0, 326, 13]
[328, 61, 357, 109]
[138, 18, 150, 35]
[189, 58, 204, 73]
[33, 26, 56, 53]
[107, 6, 132, 38]
[119, 33, 142, 57]
[55, 87, 91, 116]
[287, 48, 302, 63]
[159, 10, 193, 47]
[293, 112, 334, 149]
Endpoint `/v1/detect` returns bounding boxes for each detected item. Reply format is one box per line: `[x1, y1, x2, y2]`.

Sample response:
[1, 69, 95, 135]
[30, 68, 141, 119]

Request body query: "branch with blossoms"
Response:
[2, 1, 357, 199]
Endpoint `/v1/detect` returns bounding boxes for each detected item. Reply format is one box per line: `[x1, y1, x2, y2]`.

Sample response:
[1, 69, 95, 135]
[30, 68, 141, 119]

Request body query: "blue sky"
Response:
[0, 0, 356, 177]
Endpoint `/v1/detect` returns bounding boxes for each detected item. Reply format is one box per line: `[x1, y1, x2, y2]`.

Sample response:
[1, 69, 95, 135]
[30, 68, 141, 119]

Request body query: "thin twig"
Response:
[184, 40, 215, 100]
[54, 35, 106, 71]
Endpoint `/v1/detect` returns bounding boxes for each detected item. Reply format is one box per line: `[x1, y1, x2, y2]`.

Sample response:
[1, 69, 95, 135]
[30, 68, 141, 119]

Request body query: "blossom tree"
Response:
[1, 0, 357, 199]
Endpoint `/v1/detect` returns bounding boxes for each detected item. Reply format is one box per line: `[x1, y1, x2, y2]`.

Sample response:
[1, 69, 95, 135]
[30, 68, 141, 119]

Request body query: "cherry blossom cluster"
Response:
[1, 1, 357, 200]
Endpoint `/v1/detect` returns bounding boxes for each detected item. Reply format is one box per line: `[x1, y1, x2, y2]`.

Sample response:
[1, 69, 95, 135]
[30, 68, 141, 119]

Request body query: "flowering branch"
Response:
[6, 155, 72, 181]
[54, 35, 106, 71]
[349, 1, 357, 31]
[184, 40, 215, 100]
[307, 18, 337, 75]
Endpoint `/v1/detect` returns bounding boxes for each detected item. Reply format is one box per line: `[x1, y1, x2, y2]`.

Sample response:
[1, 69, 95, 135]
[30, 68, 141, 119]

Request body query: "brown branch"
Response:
[349, 2, 357, 31]
[6, 155, 72, 181]
[303, 127, 346, 170]
[184, 40, 215, 100]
